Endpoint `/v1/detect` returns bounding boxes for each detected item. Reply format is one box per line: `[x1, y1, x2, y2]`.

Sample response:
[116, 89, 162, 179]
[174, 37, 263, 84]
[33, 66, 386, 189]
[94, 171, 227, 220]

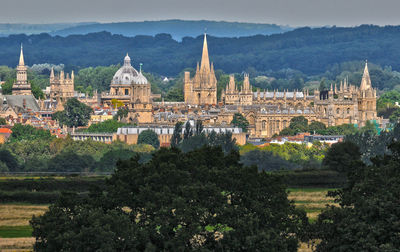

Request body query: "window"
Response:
[336, 108, 340, 114]
[347, 108, 350, 114]
[125, 89, 129, 95]
[262, 120, 266, 130]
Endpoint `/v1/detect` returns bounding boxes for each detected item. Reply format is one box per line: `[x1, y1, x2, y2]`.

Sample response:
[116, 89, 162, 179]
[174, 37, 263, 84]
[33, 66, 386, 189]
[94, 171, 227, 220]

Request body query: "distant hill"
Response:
[1, 25, 400, 76]
[0, 23, 96, 36]
[50, 20, 293, 40]
[0, 20, 292, 41]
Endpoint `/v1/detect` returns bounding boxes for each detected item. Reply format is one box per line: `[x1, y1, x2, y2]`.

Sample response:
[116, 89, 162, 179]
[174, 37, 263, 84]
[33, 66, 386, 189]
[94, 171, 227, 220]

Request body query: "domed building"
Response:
[102, 53, 152, 106]
[101, 53, 159, 123]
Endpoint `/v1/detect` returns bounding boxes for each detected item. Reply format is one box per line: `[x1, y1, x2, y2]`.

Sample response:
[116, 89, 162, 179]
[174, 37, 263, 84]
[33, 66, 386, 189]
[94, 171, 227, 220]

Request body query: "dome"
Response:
[134, 72, 148, 85]
[111, 53, 148, 85]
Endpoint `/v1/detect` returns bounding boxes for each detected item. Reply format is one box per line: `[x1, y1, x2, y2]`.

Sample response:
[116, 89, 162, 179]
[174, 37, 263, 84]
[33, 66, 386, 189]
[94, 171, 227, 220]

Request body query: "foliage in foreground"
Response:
[31, 146, 308, 251]
[313, 140, 400, 251]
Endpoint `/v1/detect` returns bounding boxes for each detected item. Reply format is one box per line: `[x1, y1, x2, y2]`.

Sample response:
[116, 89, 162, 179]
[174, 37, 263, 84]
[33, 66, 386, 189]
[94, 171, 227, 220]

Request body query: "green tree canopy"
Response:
[322, 141, 361, 173]
[230, 113, 249, 133]
[137, 129, 160, 149]
[314, 141, 400, 251]
[8, 124, 54, 143]
[31, 146, 307, 251]
[84, 119, 127, 133]
[52, 98, 92, 127]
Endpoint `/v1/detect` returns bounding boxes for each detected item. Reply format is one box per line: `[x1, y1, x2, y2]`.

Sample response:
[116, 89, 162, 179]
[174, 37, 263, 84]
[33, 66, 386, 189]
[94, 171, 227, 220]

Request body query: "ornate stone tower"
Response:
[239, 74, 253, 105]
[49, 68, 75, 101]
[357, 61, 377, 126]
[184, 34, 217, 105]
[12, 45, 32, 95]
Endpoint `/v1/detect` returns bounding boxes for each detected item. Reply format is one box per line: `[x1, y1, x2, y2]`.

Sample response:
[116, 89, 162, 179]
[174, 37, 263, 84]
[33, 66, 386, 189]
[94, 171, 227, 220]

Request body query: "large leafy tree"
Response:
[170, 122, 183, 148]
[8, 124, 54, 143]
[322, 141, 361, 172]
[314, 141, 400, 251]
[137, 129, 160, 149]
[52, 98, 92, 127]
[31, 146, 308, 251]
[85, 119, 127, 133]
[230, 113, 249, 132]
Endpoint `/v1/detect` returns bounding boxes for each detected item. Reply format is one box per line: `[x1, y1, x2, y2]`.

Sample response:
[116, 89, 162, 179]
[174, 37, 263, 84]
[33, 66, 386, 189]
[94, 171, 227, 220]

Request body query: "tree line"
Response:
[3, 25, 400, 76]
[28, 124, 400, 251]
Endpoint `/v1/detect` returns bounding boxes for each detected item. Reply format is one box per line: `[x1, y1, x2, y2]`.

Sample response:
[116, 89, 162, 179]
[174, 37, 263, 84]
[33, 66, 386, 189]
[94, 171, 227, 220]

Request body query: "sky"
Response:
[1, 0, 400, 27]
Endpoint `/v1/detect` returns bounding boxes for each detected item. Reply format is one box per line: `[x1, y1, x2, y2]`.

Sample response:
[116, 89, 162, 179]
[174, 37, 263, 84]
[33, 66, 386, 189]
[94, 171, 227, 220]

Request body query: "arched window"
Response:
[262, 120, 266, 130]
[336, 108, 340, 114]
[347, 108, 350, 114]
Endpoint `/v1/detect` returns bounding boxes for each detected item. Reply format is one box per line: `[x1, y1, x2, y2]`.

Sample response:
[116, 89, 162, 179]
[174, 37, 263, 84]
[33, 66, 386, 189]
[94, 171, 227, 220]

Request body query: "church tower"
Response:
[12, 45, 32, 95]
[358, 61, 377, 126]
[184, 34, 217, 105]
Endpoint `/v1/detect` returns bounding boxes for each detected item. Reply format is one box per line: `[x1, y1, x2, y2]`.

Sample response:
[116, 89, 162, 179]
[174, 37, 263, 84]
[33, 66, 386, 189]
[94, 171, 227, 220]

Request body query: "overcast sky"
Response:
[1, 0, 400, 26]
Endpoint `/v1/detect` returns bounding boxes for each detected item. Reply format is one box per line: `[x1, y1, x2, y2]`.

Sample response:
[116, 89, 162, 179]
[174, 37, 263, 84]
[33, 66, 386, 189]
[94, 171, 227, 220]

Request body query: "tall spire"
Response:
[360, 60, 372, 90]
[50, 67, 54, 80]
[19, 44, 25, 66]
[200, 33, 210, 72]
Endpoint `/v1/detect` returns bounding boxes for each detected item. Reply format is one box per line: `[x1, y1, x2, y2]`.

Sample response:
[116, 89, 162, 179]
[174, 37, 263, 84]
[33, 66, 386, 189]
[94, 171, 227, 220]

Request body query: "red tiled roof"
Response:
[0, 128, 12, 134]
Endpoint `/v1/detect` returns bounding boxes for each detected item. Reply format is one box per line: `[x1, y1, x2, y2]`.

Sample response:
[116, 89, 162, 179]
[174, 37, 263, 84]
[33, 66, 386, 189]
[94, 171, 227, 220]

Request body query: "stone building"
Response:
[221, 74, 254, 105]
[217, 57, 379, 138]
[49, 68, 75, 101]
[184, 34, 217, 106]
[12, 45, 31, 95]
[101, 53, 160, 124]
[313, 62, 377, 127]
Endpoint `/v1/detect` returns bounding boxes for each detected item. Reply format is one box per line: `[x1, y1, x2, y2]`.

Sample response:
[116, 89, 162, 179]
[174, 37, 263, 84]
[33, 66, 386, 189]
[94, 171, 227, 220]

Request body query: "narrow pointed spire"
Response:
[360, 60, 372, 90]
[200, 33, 210, 72]
[50, 67, 54, 80]
[71, 70, 74, 80]
[19, 44, 25, 66]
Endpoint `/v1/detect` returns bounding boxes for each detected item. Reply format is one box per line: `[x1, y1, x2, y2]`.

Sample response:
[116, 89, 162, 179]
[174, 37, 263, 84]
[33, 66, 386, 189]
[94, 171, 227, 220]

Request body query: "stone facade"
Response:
[184, 34, 217, 106]
[49, 68, 75, 101]
[217, 62, 379, 138]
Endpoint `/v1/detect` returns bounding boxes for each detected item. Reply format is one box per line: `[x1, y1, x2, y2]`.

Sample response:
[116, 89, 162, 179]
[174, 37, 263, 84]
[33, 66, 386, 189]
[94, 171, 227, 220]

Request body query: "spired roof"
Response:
[19, 44, 24, 66]
[200, 33, 210, 72]
[111, 53, 148, 85]
[360, 60, 372, 90]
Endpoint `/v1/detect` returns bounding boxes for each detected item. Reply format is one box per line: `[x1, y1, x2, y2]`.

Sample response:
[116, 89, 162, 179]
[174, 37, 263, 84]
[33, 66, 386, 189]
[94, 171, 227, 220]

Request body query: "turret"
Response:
[243, 74, 250, 92]
[228, 75, 235, 92]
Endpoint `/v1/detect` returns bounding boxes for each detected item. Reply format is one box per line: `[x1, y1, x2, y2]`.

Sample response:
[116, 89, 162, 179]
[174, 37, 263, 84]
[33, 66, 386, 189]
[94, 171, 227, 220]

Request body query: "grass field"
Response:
[0, 237, 35, 251]
[0, 204, 48, 226]
[287, 188, 338, 223]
